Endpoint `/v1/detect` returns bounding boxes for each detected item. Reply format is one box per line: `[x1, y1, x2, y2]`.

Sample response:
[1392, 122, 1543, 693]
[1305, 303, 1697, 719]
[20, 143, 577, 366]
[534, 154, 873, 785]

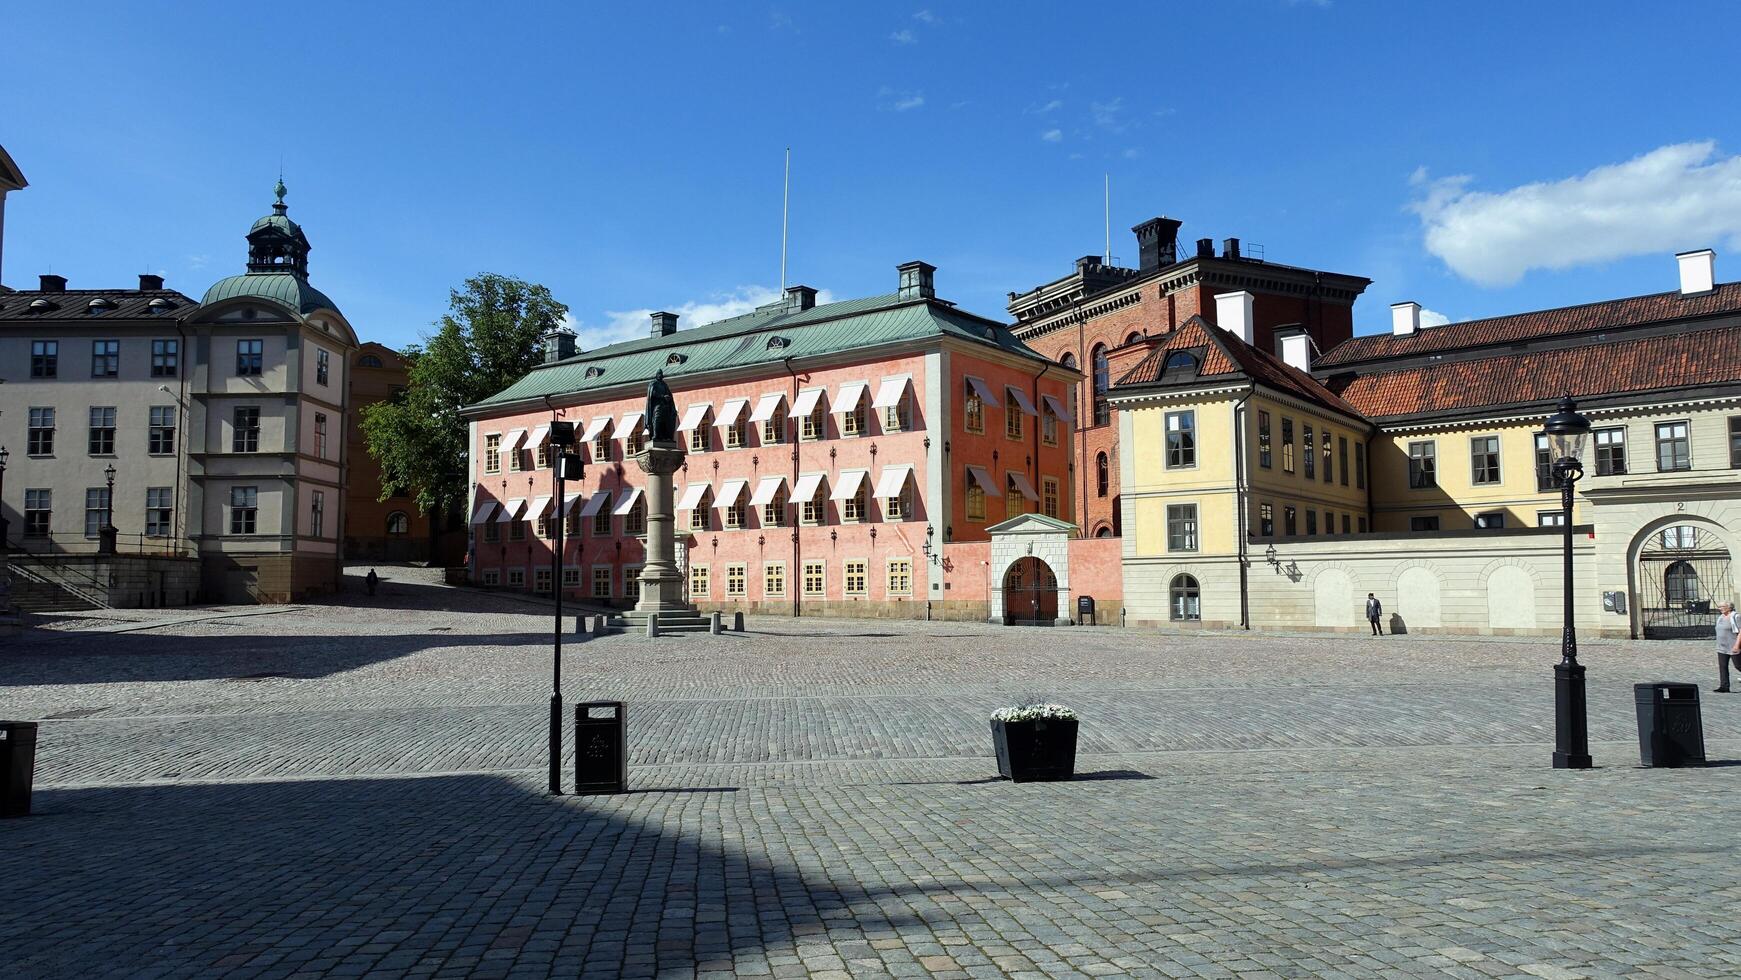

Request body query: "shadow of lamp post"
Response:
[1545, 395, 1593, 769]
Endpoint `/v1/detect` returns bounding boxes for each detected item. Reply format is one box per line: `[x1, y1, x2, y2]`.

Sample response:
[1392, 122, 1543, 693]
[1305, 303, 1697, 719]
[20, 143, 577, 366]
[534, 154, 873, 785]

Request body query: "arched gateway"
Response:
[1636, 523, 1735, 638]
[985, 513, 1076, 626]
[1003, 556, 1059, 624]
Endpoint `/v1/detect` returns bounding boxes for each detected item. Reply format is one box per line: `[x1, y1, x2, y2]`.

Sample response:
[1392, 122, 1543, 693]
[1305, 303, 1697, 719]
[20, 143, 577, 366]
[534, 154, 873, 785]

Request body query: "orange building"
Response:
[344, 341, 437, 562]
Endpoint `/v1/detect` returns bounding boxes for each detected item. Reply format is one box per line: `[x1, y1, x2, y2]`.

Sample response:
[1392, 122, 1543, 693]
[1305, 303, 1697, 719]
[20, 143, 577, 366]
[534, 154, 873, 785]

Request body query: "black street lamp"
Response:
[546, 420, 580, 795]
[100, 463, 119, 555]
[0, 445, 10, 555]
[1544, 396, 1593, 769]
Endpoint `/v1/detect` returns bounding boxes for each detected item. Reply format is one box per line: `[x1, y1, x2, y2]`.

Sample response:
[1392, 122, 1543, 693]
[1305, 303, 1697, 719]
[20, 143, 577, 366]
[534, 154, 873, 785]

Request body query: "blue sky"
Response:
[4, 1, 1739, 350]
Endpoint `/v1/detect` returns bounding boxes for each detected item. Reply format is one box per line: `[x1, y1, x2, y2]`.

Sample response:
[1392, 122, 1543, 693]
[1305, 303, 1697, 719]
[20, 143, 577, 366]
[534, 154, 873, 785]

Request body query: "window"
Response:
[234, 407, 261, 453]
[626, 425, 646, 456]
[1004, 475, 1023, 521]
[1662, 526, 1700, 549]
[1164, 411, 1196, 468]
[964, 381, 985, 434]
[688, 564, 710, 598]
[387, 512, 410, 536]
[1358, 517, 1368, 533]
[1474, 511, 1506, 530]
[885, 390, 910, 433]
[762, 488, 786, 527]
[1408, 441, 1436, 488]
[884, 482, 910, 521]
[316, 349, 330, 386]
[1534, 434, 1557, 491]
[1257, 411, 1272, 468]
[1731, 417, 1741, 468]
[1656, 421, 1691, 471]
[148, 406, 176, 455]
[562, 564, 582, 589]
[1005, 392, 1023, 440]
[484, 434, 502, 474]
[88, 406, 117, 455]
[31, 340, 57, 378]
[625, 499, 647, 536]
[593, 566, 614, 599]
[1041, 477, 1060, 520]
[85, 487, 112, 538]
[314, 414, 328, 459]
[483, 519, 500, 543]
[593, 504, 612, 537]
[1665, 561, 1700, 605]
[844, 560, 868, 596]
[801, 482, 825, 525]
[763, 414, 784, 445]
[965, 482, 986, 522]
[1355, 443, 1366, 490]
[92, 340, 120, 377]
[1281, 418, 1295, 473]
[726, 493, 747, 529]
[1321, 430, 1333, 483]
[689, 416, 709, 453]
[725, 564, 746, 597]
[480, 569, 501, 586]
[535, 437, 550, 469]
[1303, 424, 1315, 479]
[1306, 510, 1318, 536]
[230, 487, 258, 534]
[506, 568, 525, 588]
[1092, 346, 1110, 425]
[803, 560, 826, 597]
[1409, 515, 1440, 532]
[591, 433, 612, 463]
[726, 414, 747, 449]
[1169, 574, 1200, 622]
[1338, 437, 1349, 487]
[1471, 436, 1501, 485]
[1340, 514, 1351, 535]
[151, 339, 178, 377]
[842, 398, 866, 437]
[533, 567, 553, 596]
[1593, 427, 1626, 476]
[311, 491, 326, 538]
[1283, 505, 1297, 536]
[359, 354, 384, 368]
[1167, 503, 1198, 551]
[1096, 453, 1109, 497]
[24, 489, 51, 537]
[690, 490, 712, 531]
[801, 394, 825, 441]
[509, 518, 526, 541]
[1259, 501, 1274, 537]
[509, 437, 526, 471]
[1041, 403, 1058, 446]
[624, 568, 642, 604]
[237, 340, 263, 376]
[765, 562, 787, 598]
[842, 482, 867, 523]
[887, 558, 913, 596]
[1538, 511, 1566, 527]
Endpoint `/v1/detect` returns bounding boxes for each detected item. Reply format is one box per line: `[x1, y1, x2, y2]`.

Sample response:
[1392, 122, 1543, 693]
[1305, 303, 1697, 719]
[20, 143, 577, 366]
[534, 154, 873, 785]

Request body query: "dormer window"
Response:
[358, 354, 384, 368]
[766, 335, 790, 350]
[87, 298, 116, 315]
[148, 298, 174, 315]
[1160, 350, 1200, 382]
[585, 366, 606, 379]
[28, 298, 53, 314]
[666, 352, 686, 366]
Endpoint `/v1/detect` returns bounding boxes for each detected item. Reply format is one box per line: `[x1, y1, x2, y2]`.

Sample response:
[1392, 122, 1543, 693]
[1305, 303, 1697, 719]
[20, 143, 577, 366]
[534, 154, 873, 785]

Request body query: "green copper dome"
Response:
[201, 272, 339, 316]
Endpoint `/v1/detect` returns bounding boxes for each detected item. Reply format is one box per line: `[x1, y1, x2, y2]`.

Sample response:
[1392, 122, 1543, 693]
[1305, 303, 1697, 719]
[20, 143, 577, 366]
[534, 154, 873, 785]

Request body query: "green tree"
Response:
[361, 274, 567, 549]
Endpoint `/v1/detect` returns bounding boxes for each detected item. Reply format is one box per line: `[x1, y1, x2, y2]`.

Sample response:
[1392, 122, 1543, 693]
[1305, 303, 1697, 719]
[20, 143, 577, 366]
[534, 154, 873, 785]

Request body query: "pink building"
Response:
[464, 263, 1080, 620]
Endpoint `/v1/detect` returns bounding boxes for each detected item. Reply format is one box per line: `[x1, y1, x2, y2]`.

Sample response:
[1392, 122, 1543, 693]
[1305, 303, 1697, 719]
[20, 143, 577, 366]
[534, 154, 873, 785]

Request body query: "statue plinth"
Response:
[634, 440, 694, 615]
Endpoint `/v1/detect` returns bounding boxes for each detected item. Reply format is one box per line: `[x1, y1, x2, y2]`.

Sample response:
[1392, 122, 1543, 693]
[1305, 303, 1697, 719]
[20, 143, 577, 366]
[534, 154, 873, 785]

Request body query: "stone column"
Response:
[634, 440, 692, 614]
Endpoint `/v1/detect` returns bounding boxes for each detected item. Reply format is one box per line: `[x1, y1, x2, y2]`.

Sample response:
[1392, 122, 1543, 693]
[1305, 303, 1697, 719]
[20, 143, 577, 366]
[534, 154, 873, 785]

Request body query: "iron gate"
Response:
[1639, 525, 1732, 639]
[1003, 556, 1058, 625]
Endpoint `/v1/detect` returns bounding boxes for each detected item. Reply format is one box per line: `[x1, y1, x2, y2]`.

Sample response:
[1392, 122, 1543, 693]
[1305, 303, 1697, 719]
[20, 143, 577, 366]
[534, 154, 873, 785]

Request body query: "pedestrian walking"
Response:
[1716, 600, 1740, 693]
[366, 569, 379, 597]
[1366, 593, 1383, 636]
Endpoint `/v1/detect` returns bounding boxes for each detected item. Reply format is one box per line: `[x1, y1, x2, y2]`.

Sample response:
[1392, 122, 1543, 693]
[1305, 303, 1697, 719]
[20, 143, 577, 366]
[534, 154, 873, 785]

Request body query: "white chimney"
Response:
[1677, 249, 1715, 295]
[1278, 332, 1312, 372]
[1391, 301, 1421, 336]
[1215, 291, 1254, 345]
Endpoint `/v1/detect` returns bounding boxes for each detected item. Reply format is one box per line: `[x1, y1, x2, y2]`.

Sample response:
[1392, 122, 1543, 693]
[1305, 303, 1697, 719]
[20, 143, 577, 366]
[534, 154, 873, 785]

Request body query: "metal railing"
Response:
[2, 531, 196, 558]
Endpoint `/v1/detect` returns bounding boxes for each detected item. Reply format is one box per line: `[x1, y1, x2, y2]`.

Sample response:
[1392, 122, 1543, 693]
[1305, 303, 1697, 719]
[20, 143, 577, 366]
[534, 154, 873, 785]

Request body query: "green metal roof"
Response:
[250, 213, 303, 236]
[200, 273, 339, 316]
[473, 293, 1057, 409]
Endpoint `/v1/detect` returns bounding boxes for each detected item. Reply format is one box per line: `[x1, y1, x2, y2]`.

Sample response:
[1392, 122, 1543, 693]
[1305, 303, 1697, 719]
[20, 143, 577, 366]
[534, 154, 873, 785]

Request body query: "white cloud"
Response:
[1040, 129, 1063, 143]
[1090, 96, 1127, 133]
[1121, 147, 1140, 160]
[1419, 307, 1452, 328]
[569, 286, 838, 351]
[893, 93, 924, 111]
[187, 254, 209, 270]
[1410, 141, 1741, 287]
[913, 9, 938, 23]
[890, 28, 916, 44]
[1028, 98, 1063, 114]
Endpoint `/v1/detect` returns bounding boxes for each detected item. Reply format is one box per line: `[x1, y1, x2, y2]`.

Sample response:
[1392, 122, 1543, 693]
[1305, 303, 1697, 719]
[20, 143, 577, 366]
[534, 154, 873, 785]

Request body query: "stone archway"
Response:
[1634, 521, 1735, 638]
[1003, 556, 1059, 625]
[985, 513, 1076, 626]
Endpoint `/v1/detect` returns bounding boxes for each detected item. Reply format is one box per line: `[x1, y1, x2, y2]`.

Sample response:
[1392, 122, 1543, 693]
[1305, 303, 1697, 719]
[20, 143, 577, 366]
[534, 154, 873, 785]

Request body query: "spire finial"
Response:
[272, 176, 288, 214]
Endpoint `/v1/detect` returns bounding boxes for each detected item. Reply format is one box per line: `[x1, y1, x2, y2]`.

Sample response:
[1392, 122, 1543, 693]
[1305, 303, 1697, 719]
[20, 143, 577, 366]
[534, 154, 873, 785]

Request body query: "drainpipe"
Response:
[1233, 383, 1255, 630]
[173, 319, 189, 557]
[1029, 361, 1050, 513]
[784, 355, 801, 618]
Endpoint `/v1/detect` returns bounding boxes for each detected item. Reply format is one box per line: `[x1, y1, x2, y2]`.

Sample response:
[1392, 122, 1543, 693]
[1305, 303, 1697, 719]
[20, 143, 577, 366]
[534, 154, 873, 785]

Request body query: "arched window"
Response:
[1664, 560, 1700, 605]
[1061, 353, 1078, 423]
[1094, 524, 1113, 539]
[1091, 345, 1110, 426]
[1161, 351, 1198, 381]
[386, 511, 409, 536]
[1096, 452, 1109, 497]
[1169, 574, 1201, 621]
[358, 354, 384, 368]
[1125, 331, 1143, 346]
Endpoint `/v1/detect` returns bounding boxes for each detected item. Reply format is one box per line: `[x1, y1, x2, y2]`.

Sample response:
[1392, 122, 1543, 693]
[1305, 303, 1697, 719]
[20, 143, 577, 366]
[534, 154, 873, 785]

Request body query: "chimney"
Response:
[40, 273, 67, 292]
[1391, 301, 1421, 336]
[1677, 249, 1716, 295]
[543, 326, 579, 363]
[896, 260, 936, 301]
[1222, 238, 1241, 260]
[784, 284, 818, 312]
[1215, 291, 1255, 345]
[649, 311, 679, 338]
[1195, 238, 1214, 259]
[1132, 216, 1182, 273]
[138, 273, 164, 291]
[1075, 255, 1102, 274]
[1277, 330, 1313, 372]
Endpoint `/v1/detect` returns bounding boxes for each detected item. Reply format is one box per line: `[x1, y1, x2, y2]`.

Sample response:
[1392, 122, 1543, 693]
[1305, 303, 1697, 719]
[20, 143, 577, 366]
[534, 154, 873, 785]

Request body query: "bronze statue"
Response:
[647, 370, 677, 443]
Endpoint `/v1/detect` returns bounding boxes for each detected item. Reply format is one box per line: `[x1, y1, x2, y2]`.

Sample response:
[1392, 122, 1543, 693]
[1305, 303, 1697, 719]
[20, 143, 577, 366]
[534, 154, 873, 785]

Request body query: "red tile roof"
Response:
[1331, 323, 1741, 420]
[1115, 316, 1367, 421]
[1315, 281, 1741, 368]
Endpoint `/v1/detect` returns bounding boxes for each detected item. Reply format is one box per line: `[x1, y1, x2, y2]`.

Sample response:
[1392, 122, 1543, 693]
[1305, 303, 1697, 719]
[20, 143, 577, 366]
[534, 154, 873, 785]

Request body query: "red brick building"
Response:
[1007, 216, 1370, 537]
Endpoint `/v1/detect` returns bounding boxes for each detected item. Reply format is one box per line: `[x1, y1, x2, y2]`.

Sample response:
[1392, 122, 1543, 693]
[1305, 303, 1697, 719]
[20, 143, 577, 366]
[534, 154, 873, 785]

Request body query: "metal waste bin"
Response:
[574, 701, 627, 794]
[2, 721, 38, 818]
[1634, 682, 1705, 767]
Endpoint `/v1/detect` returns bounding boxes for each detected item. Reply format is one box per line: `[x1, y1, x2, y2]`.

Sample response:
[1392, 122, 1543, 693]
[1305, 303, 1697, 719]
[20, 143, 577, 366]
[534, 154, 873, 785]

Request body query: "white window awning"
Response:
[748, 475, 786, 507]
[965, 376, 1002, 409]
[613, 486, 643, 515]
[830, 469, 869, 501]
[469, 501, 498, 525]
[1006, 387, 1039, 417]
[578, 490, 612, 517]
[527, 424, 551, 448]
[790, 387, 826, 418]
[1042, 393, 1073, 423]
[580, 416, 612, 442]
[505, 427, 529, 448]
[677, 403, 711, 433]
[717, 398, 750, 427]
[748, 392, 785, 423]
[833, 381, 869, 411]
[874, 465, 913, 499]
[497, 498, 527, 522]
[617, 411, 645, 437]
[528, 495, 553, 517]
[717, 479, 749, 507]
[1007, 471, 1040, 502]
[792, 471, 826, 501]
[675, 482, 711, 511]
[965, 465, 1002, 497]
[871, 376, 911, 409]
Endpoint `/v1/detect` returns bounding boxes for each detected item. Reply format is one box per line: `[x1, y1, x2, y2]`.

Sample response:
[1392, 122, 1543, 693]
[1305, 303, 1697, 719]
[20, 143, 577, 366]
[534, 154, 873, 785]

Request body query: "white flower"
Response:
[991, 703, 1078, 722]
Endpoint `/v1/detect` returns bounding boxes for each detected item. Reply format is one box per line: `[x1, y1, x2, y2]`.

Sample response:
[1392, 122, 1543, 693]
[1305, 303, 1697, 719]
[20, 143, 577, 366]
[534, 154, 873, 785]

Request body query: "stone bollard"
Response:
[709, 611, 723, 635]
[732, 611, 745, 632]
[575, 614, 587, 636]
[646, 612, 660, 638]
[592, 615, 607, 636]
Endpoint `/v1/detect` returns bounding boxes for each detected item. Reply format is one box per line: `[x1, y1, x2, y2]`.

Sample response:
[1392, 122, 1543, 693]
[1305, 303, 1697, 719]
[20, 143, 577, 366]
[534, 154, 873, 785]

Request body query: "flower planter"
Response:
[991, 717, 1078, 782]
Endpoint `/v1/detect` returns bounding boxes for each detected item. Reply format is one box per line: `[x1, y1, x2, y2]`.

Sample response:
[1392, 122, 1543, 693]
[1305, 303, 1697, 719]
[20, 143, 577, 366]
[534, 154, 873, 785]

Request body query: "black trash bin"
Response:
[574, 701, 627, 794]
[1634, 682, 1705, 767]
[2, 721, 38, 818]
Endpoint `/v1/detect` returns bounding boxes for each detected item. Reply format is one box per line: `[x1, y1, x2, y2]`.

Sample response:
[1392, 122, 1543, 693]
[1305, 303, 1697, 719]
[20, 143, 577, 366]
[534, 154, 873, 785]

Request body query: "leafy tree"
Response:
[361, 274, 567, 547]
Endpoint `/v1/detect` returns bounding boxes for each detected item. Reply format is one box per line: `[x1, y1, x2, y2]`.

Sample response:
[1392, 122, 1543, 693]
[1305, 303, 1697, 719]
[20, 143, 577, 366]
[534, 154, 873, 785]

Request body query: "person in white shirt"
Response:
[1716, 601, 1740, 694]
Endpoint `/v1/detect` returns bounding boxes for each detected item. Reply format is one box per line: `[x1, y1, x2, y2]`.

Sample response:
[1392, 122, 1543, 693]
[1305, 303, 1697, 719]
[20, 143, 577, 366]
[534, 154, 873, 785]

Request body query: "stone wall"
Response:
[10, 554, 202, 610]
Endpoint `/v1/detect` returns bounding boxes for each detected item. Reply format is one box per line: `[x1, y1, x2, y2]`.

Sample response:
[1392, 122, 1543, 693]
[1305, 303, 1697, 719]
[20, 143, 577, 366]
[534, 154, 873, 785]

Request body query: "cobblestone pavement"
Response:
[3, 567, 1739, 978]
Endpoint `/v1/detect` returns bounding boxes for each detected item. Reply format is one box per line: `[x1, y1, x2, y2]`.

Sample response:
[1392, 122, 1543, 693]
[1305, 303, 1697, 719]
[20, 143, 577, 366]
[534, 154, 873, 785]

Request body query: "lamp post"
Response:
[547, 420, 579, 795]
[100, 463, 119, 555]
[1544, 396, 1593, 769]
[0, 445, 10, 555]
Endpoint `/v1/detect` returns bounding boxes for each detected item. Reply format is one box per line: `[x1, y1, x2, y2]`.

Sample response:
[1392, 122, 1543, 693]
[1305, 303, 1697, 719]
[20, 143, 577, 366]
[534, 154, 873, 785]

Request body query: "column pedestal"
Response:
[633, 441, 696, 617]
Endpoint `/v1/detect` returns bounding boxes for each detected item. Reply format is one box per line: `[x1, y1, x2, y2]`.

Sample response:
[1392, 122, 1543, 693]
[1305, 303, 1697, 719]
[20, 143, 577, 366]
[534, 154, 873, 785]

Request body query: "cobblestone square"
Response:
[4, 569, 1739, 978]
